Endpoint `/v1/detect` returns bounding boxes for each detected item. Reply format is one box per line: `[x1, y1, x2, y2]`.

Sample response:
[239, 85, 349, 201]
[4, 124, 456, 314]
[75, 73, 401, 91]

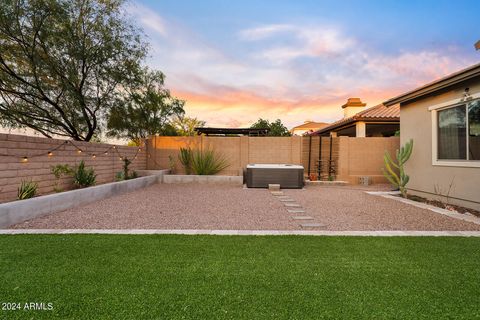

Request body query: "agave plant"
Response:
[382, 139, 413, 198]
[190, 149, 229, 175]
[17, 180, 38, 200]
[178, 147, 193, 174]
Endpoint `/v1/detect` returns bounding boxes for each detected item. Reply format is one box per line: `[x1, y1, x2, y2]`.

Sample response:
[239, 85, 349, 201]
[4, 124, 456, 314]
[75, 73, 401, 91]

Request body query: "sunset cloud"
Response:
[127, 2, 478, 129]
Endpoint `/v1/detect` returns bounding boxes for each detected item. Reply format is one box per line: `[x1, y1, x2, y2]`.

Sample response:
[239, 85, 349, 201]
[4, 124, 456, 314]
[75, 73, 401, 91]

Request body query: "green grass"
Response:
[1, 235, 480, 319]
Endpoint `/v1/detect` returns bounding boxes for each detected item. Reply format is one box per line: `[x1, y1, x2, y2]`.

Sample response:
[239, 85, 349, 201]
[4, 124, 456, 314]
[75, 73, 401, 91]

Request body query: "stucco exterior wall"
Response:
[400, 79, 480, 210]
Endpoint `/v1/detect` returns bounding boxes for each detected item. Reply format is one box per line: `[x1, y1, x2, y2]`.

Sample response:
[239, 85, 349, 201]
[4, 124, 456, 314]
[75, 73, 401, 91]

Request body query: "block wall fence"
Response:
[147, 135, 400, 184]
[0, 134, 399, 203]
[0, 133, 146, 203]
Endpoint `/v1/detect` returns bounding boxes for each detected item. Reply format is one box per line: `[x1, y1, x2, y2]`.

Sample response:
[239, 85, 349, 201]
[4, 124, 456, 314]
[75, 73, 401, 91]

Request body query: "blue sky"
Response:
[131, 0, 480, 127]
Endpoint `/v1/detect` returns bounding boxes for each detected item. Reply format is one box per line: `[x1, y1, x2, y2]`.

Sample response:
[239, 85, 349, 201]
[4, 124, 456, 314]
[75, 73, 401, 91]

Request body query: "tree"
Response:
[107, 68, 185, 144]
[250, 118, 291, 136]
[172, 115, 206, 136]
[0, 0, 147, 141]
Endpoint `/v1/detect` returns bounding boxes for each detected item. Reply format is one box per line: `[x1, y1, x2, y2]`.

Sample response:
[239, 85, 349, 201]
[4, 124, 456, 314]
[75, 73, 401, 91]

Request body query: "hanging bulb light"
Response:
[92, 154, 96, 159]
[77, 149, 82, 154]
[21, 156, 28, 163]
[47, 151, 53, 157]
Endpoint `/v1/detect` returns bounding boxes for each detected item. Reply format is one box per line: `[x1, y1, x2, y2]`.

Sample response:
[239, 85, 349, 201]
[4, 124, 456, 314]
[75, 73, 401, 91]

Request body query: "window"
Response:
[437, 100, 480, 161]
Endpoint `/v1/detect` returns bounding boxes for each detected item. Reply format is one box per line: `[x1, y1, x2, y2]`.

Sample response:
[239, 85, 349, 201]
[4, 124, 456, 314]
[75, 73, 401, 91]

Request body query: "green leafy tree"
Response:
[0, 0, 147, 141]
[107, 68, 185, 144]
[172, 116, 206, 136]
[250, 118, 291, 136]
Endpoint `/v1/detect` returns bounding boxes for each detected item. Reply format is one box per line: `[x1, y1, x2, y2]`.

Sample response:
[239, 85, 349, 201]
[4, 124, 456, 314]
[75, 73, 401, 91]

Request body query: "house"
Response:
[384, 62, 480, 211]
[310, 98, 400, 137]
[290, 121, 329, 136]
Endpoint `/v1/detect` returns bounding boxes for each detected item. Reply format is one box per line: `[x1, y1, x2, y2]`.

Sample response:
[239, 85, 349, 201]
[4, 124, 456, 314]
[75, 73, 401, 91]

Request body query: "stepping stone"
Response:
[268, 184, 280, 191]
[291, 216, 314, 220]
[278, 198, 295, 202]
[287, 209, 306, 213]
[300, 223, 327, 229]
[284, 203, 301, 207]
[271, 191, 284, 196]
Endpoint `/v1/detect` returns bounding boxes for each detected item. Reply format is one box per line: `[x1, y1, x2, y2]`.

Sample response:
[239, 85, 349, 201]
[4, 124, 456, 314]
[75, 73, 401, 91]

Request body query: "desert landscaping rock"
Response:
[10, 184, 480, 231]
[278, 198, 295, 202]
[270, 191, 284, 196]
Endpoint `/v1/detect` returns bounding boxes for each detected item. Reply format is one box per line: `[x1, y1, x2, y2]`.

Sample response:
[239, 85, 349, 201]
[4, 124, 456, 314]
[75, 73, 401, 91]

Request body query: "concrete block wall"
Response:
[336, 136, 400, 184]
[147, 136, 303, 176]
[0, 133, 147, 203]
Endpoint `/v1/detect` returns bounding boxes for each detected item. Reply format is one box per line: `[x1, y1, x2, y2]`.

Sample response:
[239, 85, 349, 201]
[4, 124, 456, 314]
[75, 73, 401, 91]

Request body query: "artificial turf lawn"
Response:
[1, 235, 480, 319]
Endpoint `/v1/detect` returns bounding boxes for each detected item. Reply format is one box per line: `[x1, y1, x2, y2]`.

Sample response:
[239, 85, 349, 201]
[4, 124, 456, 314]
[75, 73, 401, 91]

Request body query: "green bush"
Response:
[51, 164, 73, 192]
[178, 147, 193, 174]
[17, 180, 38, 200]
[72, 160, 96, 188]
[190, 149, 229, 175]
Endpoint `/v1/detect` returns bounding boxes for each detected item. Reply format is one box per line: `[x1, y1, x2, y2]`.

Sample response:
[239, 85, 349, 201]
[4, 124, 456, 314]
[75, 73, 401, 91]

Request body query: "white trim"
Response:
[430, 97, 480, 167]
[428, 92, 480, 111]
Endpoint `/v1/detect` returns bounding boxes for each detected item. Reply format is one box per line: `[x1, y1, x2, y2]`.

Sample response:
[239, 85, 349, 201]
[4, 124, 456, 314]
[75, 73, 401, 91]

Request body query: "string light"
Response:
[6, 139, 145, 164]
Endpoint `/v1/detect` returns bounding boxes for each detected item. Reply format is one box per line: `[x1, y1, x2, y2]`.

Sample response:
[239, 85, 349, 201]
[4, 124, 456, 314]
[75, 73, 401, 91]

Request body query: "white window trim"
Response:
[430, 94, 480, 168]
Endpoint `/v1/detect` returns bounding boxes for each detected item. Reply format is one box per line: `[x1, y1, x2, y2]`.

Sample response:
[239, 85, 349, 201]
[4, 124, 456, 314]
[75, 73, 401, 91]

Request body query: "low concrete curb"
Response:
[366, 191, 480, 226]
[305, 180, 348, 186]
[163, 174, 243, 185]
[2, 229, 480, 236]
[0, 170, 169, 228]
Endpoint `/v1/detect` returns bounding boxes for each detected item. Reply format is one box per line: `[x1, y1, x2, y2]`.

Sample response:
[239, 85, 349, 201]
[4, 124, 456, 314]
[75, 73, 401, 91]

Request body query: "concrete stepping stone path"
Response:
[269, 189, 326, 229]
[291, 216, 314, 220]
[300, 223, 327, 229]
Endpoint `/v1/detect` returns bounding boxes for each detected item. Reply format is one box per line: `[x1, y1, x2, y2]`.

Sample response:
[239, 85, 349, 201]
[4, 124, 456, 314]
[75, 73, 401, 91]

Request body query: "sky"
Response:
[130, 0, 480, 128]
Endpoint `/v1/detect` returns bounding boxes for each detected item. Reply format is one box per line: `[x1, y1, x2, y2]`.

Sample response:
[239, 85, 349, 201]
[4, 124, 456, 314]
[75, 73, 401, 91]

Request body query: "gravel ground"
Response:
[11, 184, 480, 231]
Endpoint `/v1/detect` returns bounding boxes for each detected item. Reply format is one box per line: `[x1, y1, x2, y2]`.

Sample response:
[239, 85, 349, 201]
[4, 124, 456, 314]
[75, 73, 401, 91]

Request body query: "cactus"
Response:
[382, 139, 413, 198]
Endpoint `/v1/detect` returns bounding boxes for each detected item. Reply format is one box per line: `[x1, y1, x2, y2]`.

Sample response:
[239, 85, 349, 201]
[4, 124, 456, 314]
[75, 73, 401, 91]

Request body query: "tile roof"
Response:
[311, 104, 400, 135]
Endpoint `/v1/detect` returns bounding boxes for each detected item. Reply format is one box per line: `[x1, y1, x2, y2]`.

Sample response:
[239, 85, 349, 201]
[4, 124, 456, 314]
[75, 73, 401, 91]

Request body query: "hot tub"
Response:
[246, 164, 304, 189]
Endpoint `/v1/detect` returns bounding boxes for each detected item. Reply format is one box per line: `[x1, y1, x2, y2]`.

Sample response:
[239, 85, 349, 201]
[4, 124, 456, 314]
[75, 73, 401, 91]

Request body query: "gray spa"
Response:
[246, 164, 304, 189]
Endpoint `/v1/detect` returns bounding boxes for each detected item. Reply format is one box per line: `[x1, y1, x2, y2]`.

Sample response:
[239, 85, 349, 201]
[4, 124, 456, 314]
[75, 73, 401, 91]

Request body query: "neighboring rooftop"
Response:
[290, 121, 330, 135]
[310, 104, 400, 136]
[384, 62, 480, 106]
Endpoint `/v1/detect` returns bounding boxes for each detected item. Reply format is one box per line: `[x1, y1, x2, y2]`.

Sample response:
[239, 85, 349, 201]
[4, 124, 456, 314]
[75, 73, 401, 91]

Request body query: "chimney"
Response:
[475, 40, 480, 50]
[342, 98, 366, 118]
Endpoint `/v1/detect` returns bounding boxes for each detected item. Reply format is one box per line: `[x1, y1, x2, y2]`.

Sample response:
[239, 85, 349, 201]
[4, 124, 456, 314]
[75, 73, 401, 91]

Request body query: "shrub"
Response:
[17, 180, 38, 200]
[72, 160, 96, 188]
[190, 149, 229, 175]
[115, 171, 125, 181]
[51, 164, 73, 192]
[178, 147, 193, 174]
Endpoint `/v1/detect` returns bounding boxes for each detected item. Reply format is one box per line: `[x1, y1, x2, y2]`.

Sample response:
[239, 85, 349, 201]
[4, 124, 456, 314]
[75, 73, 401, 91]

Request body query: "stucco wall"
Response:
[400, 79, 480, 210]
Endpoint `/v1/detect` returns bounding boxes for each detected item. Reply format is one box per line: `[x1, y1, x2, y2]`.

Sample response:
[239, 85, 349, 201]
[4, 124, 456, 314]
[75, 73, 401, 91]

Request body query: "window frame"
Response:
[430, 94, 480, 168]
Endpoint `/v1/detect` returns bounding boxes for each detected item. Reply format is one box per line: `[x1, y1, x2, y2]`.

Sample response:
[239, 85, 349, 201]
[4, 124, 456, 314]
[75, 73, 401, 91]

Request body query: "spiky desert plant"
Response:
[382, 139, 413, 198]
[190, 149, 229, 175]
[178, 147, 193, 174]
[17, 180, 38, 200]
